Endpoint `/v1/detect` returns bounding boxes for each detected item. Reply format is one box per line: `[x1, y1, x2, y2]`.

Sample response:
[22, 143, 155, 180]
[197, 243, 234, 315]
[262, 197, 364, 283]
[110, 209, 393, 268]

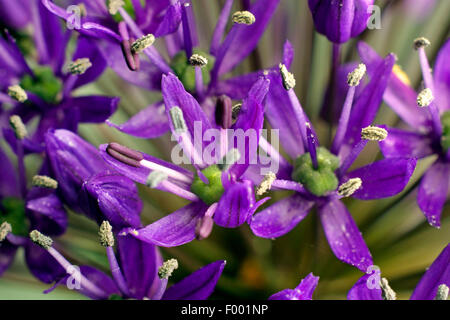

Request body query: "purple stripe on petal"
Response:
[417, 161, 450, 228]
[269, 273, 319, 300]
[250, 194, 314, 238]
[411, 244, 450, 300]
[345, 158, 417, 200]
[318, 199, 372, 271]
[107, 101, 169, 139]
[127, 202, 208, 247]
[379, 126, 433, 159]
[162, 260, 226, 300]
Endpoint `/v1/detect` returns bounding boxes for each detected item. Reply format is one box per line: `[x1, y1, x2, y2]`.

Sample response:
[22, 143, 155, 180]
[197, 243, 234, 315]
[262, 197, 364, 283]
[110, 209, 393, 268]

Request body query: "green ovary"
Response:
[20, 66, 62, 104]
[0, 198, 28, 237]
[170, 48, 215, 93]
[292, 147, 340, 197]
[440, 112, 450, 151]
[190, 165, 225, 205]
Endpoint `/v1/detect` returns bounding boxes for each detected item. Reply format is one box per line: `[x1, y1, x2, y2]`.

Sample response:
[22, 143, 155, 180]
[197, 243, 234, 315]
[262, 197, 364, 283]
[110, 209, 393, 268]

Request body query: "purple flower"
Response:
[269, 273, 319, 300]
[38, 224, 226, 300]
[308, 0, 374, 44]
[43, 0, 280, 140]
[0, 4, 117, 152]
[99, 73, 270, 246]
[348, 243, 449, 300]
[248, 41, 416, 271]
[45, 129, 142, 230]
[358, 39, 450, 228]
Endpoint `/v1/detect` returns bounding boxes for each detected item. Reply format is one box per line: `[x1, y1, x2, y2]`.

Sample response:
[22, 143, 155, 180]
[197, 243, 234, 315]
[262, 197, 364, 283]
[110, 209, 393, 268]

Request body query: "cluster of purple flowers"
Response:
[0, 0, 448, 300]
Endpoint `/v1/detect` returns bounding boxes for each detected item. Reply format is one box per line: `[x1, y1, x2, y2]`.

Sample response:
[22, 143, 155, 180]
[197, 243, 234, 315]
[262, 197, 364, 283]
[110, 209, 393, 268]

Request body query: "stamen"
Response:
[361, 126, 388, 141]
[215, 95, 233, 129]
[417, 88, 434, 107]
[32, 175, 58, 189]
[380, 278, 397, 300]
[106, 142, 144, 167]
[217, 148, 241, 171]
[306, 123, 318, 169]
[434, 284, 449, 300]
[99, 221, 114, 247]
[169, 106, 188, 134]
[347, 63, 366, 86]
[181, 3, 194, 58]
[158, 259, 179, 279]
[0, 222, 12, 242]
[8, 85, 27, 102]
[338, 178, 362, 197]
[67, 58, 92, 75]
[196, 203, 218, 240]
[131, 34, 155, 54]
[279, 63, 296, 90]
[146, 171, 168, 188]
[256, 172, 276, 196]
[29, 230, 53, 250]
[232, 103, 242, 120]
[108, 0, 124, 15]
[232, 11, 256, 25]
[413, 37, 430, 50]
[189, 54, 208, 67]
[9, 115, 28, 140]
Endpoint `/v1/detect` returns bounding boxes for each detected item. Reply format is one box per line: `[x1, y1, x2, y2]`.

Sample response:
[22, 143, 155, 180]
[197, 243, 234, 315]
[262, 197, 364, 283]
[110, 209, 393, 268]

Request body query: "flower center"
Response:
[190, 165, 224, 205]
[170, 48, 215, 93]
[20, 66, 62, 103]
[292, 147, 340, 196]
[0, 198, 28, 237]
[440, 111, 450, 152]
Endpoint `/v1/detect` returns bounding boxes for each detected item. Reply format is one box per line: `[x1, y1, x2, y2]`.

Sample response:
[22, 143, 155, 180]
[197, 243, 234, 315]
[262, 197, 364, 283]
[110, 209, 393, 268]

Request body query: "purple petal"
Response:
[379, 126, 433, 159]
[162, 260, 226, 300]
[64, 96, 119, 123]
[434, 38, 450, 112]
[417, 161, 450, 228]
[0, 241, 17, 277]
[346, 158, 417, 200]
[26, 189, 68, 236]
[250, 194, 314, 238]
[214, 180, 255, 228]
[318, 199, 372, 271]
[82, 172, 142, 230]
[341, 52, 395, 158]
[348, 273, 382, 300]
[117, 235, 159, 300]
[0, 30, 33, 76]
[127, 202, 207, 247]
[0, 146, 19, 197]
[269, 273, 319, 300]
[0, 0, 32, 28]
[25, 241, 66, 284]
[411, 244, 450, 300]
[213, 71, 264, 100]
[107, 101, 170, 139]
[213, 0, 280, 76]
[71, 36, 108, 89]
[357, 41, 429, 129]
[154, 2, 182, 37]
[162, 73, 213, 148]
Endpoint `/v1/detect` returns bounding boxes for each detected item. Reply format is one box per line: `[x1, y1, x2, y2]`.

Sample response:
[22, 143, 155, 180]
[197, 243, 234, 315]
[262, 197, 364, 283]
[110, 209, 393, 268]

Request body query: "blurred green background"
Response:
[0, 0, 449, 299]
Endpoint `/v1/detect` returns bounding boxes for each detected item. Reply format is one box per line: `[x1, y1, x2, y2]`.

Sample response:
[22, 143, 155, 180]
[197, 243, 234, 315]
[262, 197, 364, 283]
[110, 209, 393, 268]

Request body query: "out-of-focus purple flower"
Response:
[308, 0, 374, 44]
[41, 225, 226, 300]
[269, 273, 319, 300]
[358, 39, 450, 228]
[99, 74, 270, 246]
[348, 243, 449, 300]
[248, 41, 416, 272]
[45, 129, 142, 230]
[0, 2, 117, 152]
